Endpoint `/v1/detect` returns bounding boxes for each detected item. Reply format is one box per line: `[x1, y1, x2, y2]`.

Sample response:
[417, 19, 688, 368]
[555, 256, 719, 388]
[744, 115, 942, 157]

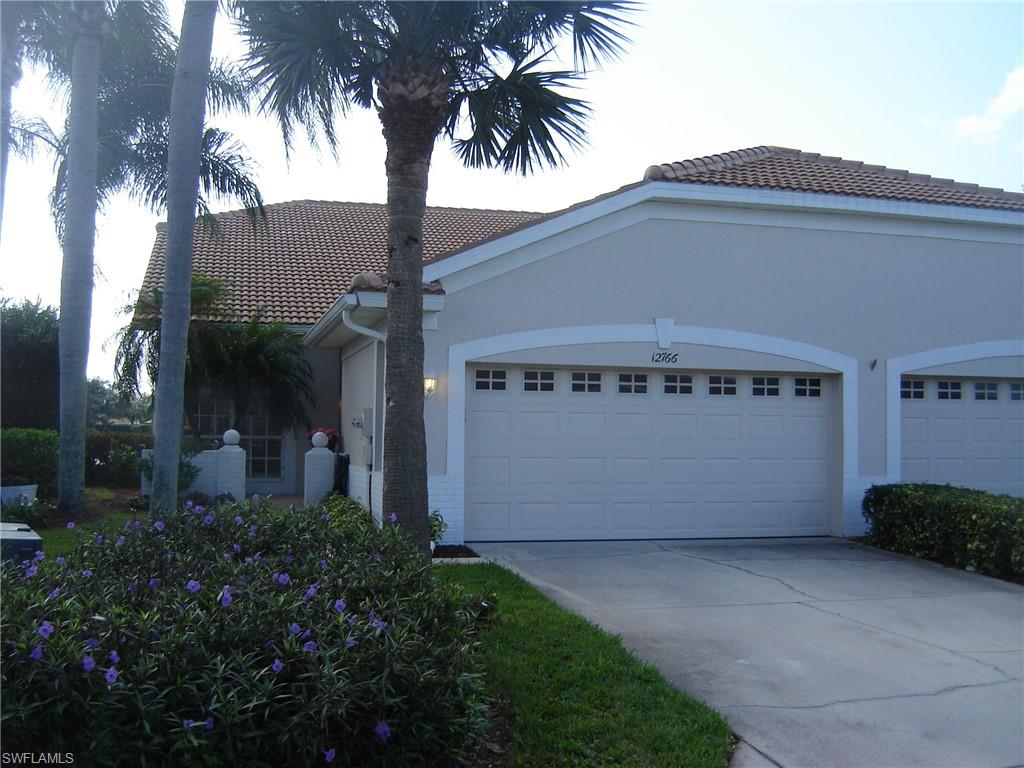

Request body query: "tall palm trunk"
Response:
[57, 2, 104, 518]
[378, 65, 447, 552]
[150, 0, 217, 512]
[0, 5, 19, 235]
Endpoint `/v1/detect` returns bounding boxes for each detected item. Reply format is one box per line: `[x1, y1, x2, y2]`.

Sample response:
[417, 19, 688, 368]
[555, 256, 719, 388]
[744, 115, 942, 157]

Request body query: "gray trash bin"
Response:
[0, 521, 43, 563]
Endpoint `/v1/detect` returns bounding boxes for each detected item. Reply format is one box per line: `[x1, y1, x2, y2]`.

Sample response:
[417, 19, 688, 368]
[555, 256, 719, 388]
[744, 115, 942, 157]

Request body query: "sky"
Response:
[1, 1, 1022, 384]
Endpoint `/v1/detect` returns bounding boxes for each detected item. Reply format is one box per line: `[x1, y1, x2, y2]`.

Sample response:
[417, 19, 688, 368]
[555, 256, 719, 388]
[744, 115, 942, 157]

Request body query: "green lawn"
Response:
[435, 563, 733, 768]
[35, 488, 136, 556]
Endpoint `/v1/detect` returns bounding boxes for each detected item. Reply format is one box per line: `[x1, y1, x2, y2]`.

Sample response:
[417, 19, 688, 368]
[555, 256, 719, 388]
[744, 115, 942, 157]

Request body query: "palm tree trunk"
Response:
[0, 8, 17, 237]
[57, 2, 104, 518]
[378, 70, 447, 553]
[150, 0, 217, 513]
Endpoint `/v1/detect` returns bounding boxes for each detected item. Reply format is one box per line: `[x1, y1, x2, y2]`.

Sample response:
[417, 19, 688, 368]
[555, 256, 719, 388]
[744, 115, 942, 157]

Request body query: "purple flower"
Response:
[66, 521, 75, 529]
[115, 536, 126, 546]
[289, 622, 302, 635]
[345, 634, 357, 649]
[303, 583, 319, 600]
[133, 520, 142, 529]
[105, 666, 118, 685]
[276, 573, 291, 586]
[271, 658, 284, 673]
[81, 569, 93, 579]
[202, 514, 215, 526]
[248, 524, 257, 536]
[84, 637, 99, 651]
[47, 587, 61, 600]
[319, 559, 328, 571]
[108, 650, 119, 665]
[194, 505, 205, 515]
[29, 645, 43, 661]
[37, 621, 54, 640]
[148, 577, 160, 589]
[95, 535, 104, 545]
[369, 610, 387, 632]
[55, 556, 66, 566]
[34, 550, 45, 561]
[219, 585, 233, 607]
[234, 515, 244, 525]
[184, 500, 194, 510]
[82, 655, 96, 672]
[153, 520, 165, 532]
[283, 554, 294, 566]
[333, 599, 346, 613]
[346, 614, 358, 626]
[324, 748, 336, 764]
[186, 579, 201, 594]
[301, 629, 312, 640]
[24, 566, 38, 578]
[387, 513, 397, 524]
[320, 513, 330, 522]
[302, 640, 317, 652]
[203, 716, 214, 731]
[232, 544, 241, 554]
[251, 494, 260, 503]
[128, 579, 138, 593]
[183, 719, 194, 730]
[374, 720, 391, 742]
[124, 520, 132, 530]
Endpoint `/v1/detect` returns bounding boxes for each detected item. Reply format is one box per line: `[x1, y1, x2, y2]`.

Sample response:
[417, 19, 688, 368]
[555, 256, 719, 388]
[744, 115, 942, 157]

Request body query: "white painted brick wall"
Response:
[428, 474, 464, 544]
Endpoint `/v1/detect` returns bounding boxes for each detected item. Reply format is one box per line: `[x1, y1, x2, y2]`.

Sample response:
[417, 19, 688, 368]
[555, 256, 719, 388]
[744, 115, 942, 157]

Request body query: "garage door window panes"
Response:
[664, 374, 693, 394]
[752, 376, 780, 397]
[901, 380, 925, 399]
[1012, 383, 1024, 401]
[708, 375, 737, 396]
[795, 377, 821, 397]
[937, 381, 961, 400]
[618, 373, 647, 394]
[571, 371, 601, 393]
[523, 370, 554, 392]
[974, 382, 998, 401]
[475, 369, 506, 391]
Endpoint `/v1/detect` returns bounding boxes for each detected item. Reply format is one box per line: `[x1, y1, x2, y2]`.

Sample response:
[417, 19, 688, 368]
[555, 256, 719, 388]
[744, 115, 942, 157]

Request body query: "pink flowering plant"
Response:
[1, 494, 487, 765]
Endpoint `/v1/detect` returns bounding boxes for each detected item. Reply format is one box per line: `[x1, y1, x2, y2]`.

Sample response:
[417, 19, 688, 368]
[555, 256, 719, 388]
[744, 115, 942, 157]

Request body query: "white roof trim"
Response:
[303, 292, 446, 347]
[423, 181, 1023, 286]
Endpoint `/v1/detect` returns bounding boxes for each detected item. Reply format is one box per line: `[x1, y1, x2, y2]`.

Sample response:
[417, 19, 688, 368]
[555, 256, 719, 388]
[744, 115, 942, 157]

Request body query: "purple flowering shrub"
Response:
[1, 494, 487, 766]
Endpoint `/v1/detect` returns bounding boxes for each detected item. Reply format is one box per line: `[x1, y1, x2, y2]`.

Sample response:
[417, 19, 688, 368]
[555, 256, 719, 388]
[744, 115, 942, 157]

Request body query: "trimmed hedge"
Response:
[863, 484, 1024, 578]
[0, 428, 58, 498]
[1, 494, 487, 766]
[85, 430, 152, 487]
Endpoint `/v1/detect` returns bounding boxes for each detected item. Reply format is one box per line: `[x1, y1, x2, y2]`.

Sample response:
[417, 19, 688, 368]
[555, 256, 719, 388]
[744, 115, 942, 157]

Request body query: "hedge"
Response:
[862, 483, 1024, 578]
[1, 495, 487, 766]
[0, 428, 58, 498]
[85, 430, 152, 488]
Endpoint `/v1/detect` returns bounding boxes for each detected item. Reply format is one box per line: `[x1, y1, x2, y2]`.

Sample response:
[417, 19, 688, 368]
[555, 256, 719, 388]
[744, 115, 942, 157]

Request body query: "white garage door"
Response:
[901, 377, 1024, 496]
[465, 366, 835, 541]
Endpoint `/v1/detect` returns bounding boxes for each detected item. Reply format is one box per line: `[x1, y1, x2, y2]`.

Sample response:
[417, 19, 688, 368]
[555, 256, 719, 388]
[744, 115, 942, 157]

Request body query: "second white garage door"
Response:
[465, 366, 836, 541]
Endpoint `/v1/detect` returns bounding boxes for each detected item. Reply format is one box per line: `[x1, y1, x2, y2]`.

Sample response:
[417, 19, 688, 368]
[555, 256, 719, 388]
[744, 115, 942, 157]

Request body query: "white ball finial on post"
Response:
[311, 431, 329, 449]
[223, 429, 241, 446]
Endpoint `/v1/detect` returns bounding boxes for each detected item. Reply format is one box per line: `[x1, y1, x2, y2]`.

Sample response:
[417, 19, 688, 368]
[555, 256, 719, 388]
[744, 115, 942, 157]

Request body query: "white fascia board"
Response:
[353, 292, 446, 312]
[304, 292, 446, 347]
[423, 181, 1023, 287]
[303, 294, 355, 347]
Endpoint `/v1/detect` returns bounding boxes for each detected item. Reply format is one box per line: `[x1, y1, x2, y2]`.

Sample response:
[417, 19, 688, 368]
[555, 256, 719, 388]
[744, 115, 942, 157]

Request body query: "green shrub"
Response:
[1, 495, 487, 766]
[0, 497, 54, 529]
[0, 428, 58, 498]
[85, 431, 153, 488]
[863, 484, 1024, 578]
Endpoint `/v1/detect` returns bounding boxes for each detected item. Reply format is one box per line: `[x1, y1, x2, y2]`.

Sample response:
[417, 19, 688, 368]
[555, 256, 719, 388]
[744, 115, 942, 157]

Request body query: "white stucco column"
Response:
[216, 429, 246, 501]
[304, 431, 335, 507]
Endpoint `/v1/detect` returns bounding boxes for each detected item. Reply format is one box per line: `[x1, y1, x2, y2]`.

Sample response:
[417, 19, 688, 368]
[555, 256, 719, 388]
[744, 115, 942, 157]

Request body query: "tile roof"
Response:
[644, 146, 1024, 212]
[139, 200, 544, 325]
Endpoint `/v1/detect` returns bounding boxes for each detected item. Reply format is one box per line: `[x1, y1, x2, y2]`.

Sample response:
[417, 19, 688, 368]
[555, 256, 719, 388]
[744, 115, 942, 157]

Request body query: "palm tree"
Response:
[115, 276, 315, 449]
[2, 0, 262, 516]
[234, 1, 633, 549]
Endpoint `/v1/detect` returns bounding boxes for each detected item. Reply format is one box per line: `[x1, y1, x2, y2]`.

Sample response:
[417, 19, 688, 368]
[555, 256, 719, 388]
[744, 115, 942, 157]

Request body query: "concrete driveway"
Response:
[473, 538, 1024, 768]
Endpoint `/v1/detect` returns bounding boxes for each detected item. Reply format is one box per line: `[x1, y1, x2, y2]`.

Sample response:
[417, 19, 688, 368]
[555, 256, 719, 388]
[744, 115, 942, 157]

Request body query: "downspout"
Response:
[341, 304, 386, 513]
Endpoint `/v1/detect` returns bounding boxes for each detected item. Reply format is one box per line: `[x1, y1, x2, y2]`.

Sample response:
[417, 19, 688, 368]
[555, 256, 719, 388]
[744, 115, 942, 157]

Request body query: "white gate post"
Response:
[304, 431, 335, 507]
[216, 429, 246, 500]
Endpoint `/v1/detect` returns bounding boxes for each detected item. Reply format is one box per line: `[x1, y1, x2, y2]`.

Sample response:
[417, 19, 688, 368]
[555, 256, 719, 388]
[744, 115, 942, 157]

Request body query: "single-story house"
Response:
[139, 145, 1024, 543]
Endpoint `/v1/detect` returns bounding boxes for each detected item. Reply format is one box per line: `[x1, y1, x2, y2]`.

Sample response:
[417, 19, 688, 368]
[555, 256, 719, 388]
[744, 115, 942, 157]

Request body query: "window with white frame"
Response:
[663, 374, 693, 395]
[194, 400, 282, 480]
[1011, 382, 1024, 401]
[474, 369, 506, 391]
[937, 381, 961, 400]
[708, 375, 737, 396]
[901, 380, 925, 399]
[618, 373, 647, 394]
[571, 371, 601, 393]
[794, 377, 821, 397]
[523, 370, 555, 392]
[752, 376, 780, 397]
[974, 382, 998, 401]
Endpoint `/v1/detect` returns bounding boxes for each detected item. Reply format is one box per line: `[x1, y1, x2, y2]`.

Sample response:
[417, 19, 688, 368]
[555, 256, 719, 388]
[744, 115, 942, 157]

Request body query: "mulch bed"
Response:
[433, 544, 479, 559]
[472, 700, 513, 768]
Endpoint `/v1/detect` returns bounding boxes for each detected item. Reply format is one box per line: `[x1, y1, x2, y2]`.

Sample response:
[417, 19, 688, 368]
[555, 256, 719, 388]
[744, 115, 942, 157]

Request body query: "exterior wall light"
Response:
[423, 377, 438, 399]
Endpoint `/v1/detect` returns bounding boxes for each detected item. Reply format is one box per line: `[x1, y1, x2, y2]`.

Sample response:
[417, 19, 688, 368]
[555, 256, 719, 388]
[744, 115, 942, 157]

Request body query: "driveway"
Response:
[473, 539, 1024, 768]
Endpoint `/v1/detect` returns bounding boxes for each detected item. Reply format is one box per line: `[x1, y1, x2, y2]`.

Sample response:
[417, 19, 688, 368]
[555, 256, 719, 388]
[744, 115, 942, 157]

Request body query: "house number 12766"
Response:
[650, 352, 679, 363]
